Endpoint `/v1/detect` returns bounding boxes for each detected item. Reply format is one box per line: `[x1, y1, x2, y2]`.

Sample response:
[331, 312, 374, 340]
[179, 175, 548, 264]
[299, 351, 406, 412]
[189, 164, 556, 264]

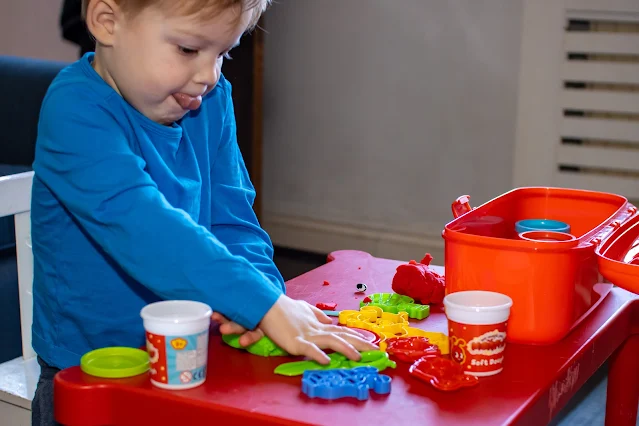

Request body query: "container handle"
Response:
[586, 207, 636, 247]
[451, 195, 472, 218]
[589, 237, 602, 246]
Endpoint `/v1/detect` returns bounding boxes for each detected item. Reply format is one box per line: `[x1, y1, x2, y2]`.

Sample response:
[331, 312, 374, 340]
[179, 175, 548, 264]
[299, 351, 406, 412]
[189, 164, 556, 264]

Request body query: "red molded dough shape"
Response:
[392, 254, 445, 305]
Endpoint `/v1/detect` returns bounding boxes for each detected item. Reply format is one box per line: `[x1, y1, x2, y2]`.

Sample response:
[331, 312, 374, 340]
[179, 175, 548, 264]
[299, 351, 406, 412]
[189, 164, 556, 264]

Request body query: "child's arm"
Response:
[33, 87, 281, 331]
[208, 78, 285, 293]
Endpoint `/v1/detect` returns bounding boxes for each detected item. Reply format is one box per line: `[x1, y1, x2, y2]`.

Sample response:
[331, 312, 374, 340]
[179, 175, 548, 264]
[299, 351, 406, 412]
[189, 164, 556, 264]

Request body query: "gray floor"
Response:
[549, 364, 609, 426]
[272, 247, 638, 426]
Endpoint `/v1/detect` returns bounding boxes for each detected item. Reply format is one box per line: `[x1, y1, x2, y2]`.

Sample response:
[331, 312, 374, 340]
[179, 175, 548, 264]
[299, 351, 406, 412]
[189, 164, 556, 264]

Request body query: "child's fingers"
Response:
[296, 340, 331, 365]
[322, 325, 378, 349]
[310, 334, 361, 361]
[324, 324, 369, 339]
[219, 321, 248, 335]
[309, 304, 332, 324]
[211, 312, 227, 323]
[337, 332, 378, 352]
[238, 329, 264, 347]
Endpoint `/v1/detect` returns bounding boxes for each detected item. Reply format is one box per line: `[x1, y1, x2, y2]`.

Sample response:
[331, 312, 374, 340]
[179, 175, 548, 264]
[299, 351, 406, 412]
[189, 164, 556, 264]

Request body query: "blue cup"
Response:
[515, 219, 571, 235]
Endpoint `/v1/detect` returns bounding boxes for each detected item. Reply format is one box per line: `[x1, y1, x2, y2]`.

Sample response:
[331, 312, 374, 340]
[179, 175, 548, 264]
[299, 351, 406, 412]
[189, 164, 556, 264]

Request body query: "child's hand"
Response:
[259, 295, 378, 365]
[211, 312, 265, 347]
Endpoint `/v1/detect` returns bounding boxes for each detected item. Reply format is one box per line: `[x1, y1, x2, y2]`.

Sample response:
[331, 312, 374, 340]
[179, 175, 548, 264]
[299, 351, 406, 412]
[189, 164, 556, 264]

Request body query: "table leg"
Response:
[605, 334, 639, 426]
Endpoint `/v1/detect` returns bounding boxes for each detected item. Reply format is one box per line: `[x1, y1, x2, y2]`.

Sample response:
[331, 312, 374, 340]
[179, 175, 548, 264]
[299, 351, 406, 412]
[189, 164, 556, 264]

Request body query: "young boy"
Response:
[30, 0, 376, 424]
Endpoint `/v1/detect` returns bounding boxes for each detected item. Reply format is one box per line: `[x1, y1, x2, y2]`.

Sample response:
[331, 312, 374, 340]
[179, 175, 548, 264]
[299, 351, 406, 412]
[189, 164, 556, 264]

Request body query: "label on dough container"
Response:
[448, 320, 508, 377]
[145, 330, 209, 388]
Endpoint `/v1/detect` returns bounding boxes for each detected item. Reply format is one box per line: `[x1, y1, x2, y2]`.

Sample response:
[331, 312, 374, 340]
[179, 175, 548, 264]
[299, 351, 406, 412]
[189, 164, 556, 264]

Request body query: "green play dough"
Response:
[222, 334, 288, 357]
[360, 292, 430, 320]
[274, 350, 397, 376]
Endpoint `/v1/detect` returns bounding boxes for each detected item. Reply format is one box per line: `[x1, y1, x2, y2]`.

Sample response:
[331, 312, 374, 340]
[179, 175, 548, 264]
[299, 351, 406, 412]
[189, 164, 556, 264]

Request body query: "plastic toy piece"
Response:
[322, 310, 341, 317]
[302, 366, 391, 401]
[379, 327, 450, 355]
[392, 254, 446, 305]
[316, 302, 337, 310]
[409, 356, 479, 391]
[222, 334, 288, 357]
[360, 292, 430, 320]
[323, 280, 330, 286]
[338, 306, 449, 354]
[339, 306, 410, 331]
[274, 350, 396, 377]
[362, 296, 372, 303]
[384, 337, 441, 363]
[81, 347, 150, 379]
[356, 283, 367, 292]
[350, 328, 382, 346]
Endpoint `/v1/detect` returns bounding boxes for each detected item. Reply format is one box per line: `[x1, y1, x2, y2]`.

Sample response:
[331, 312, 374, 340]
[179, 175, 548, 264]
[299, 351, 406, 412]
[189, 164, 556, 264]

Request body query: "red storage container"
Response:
[442, 187, 637, 345]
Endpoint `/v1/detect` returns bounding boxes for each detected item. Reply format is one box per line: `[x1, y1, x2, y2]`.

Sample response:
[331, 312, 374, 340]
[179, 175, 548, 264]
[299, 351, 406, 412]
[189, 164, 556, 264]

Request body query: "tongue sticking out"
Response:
[173, 93, 202, 111]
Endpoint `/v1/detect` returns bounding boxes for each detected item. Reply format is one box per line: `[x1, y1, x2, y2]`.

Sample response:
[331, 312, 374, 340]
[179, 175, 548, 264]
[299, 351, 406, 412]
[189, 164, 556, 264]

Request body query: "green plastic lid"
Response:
[80, 347, 150, 378]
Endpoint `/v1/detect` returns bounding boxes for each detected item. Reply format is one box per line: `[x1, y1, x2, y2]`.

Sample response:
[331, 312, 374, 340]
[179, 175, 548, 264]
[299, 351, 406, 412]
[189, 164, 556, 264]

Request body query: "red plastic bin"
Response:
[442, 187, 637, 345]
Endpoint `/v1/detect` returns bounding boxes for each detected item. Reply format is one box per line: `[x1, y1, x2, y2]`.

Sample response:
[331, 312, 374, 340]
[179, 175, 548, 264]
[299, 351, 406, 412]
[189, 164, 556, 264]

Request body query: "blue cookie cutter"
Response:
[301, 366, 392, 401]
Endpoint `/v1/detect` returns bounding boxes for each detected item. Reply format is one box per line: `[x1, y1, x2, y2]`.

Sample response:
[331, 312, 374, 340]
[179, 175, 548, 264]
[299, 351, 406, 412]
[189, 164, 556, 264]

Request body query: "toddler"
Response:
[30, 1, 375, 424]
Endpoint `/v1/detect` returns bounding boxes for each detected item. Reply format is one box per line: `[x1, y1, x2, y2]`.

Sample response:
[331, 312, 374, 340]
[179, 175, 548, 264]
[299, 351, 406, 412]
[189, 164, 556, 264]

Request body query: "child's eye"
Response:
[178, 46, 198, 55]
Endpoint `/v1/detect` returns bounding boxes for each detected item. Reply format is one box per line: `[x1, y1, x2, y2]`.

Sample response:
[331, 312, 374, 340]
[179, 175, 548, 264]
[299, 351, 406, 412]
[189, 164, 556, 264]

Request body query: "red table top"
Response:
[55, 250, 639, 426]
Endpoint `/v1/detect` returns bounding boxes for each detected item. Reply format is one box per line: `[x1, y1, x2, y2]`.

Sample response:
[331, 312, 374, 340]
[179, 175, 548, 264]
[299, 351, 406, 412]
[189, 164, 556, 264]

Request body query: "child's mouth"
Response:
[173, 93, 202, 111]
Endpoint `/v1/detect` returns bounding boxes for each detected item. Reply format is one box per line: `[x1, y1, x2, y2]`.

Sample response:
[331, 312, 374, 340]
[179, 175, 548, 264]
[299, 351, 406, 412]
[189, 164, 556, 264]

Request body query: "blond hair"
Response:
[82, 0, 271, 30]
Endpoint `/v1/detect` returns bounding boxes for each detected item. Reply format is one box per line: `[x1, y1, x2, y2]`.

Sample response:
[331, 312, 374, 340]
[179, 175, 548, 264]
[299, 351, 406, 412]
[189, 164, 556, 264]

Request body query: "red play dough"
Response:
[316, 302, 337, 310]
[391, 254, 446, 305]
[385, 337, 441, 363]
[409, 356, 479, 391]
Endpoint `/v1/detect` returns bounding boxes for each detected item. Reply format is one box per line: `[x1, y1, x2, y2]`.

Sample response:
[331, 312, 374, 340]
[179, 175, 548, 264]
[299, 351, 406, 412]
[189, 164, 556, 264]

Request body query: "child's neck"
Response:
[91, 48, 122, 97]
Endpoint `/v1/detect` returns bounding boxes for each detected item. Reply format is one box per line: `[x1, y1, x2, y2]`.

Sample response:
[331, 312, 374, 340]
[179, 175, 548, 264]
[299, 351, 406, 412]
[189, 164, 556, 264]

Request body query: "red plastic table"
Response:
[55, 250, 639, 426]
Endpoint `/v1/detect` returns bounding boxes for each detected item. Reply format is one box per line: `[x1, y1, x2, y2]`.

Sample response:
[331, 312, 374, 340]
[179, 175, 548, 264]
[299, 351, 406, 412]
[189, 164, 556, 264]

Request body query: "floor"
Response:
[272, 246, 636, 426]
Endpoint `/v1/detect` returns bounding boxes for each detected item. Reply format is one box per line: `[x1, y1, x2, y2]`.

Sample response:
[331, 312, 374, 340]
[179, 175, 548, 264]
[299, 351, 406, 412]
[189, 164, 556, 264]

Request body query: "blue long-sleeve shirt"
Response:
[31, 53, 285, 369]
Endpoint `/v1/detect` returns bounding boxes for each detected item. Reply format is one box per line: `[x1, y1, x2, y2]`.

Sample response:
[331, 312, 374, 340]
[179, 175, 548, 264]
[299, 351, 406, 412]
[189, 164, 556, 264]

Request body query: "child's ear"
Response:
[85, 0, 121, 47]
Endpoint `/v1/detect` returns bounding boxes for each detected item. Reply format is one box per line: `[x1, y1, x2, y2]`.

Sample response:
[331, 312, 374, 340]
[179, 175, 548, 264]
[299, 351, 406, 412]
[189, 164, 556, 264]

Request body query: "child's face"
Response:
[96, 3, 250, 124]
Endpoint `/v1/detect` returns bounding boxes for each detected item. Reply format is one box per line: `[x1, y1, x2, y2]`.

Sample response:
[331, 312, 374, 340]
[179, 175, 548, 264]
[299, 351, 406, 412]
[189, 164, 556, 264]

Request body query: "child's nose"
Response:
[194, 64, 219, 88]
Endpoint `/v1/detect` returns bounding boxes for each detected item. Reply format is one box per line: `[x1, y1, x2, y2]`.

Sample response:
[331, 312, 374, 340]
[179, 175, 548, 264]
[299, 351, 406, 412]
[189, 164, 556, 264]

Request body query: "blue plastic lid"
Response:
[515, 219, 571, 234]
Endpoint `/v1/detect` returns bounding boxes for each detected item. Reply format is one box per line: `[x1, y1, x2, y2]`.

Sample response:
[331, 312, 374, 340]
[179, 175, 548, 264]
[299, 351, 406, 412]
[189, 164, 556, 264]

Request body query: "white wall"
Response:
[0, 0, 78, 61]
[262, 0, 524, 261]
[0, 0, 526, 263]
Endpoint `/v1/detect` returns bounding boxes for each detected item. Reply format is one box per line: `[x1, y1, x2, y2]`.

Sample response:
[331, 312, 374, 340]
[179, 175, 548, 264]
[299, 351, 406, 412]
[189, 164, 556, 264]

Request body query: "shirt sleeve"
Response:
[33, 86, 282, 330]
[209, 79, 286, 293]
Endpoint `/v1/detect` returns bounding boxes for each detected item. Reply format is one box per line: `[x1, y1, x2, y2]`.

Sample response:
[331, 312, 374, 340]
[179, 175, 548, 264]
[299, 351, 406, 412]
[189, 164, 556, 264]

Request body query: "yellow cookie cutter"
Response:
[339, 306, 449, 355]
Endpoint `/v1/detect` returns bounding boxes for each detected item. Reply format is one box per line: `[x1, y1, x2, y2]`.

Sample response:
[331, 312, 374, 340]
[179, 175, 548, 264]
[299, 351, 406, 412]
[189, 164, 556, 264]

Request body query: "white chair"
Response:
[0, 171, 38, 422]
[0, 170, 36, 360]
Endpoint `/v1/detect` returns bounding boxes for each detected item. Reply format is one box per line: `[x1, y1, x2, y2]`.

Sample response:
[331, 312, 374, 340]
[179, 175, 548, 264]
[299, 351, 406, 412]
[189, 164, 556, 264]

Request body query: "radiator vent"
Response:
[556, 15, 639, 199]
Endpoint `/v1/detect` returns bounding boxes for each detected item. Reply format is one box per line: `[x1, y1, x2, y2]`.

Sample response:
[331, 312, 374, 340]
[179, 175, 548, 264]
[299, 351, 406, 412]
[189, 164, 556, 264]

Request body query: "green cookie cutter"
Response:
[274, 350, 397, 377]
[360, 292, 430, 320]
[222, 334, 288, 357]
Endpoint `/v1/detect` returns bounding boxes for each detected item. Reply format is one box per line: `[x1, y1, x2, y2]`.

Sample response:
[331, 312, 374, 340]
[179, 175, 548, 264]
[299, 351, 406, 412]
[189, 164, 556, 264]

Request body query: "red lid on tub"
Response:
[596, 210, 639, 295]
